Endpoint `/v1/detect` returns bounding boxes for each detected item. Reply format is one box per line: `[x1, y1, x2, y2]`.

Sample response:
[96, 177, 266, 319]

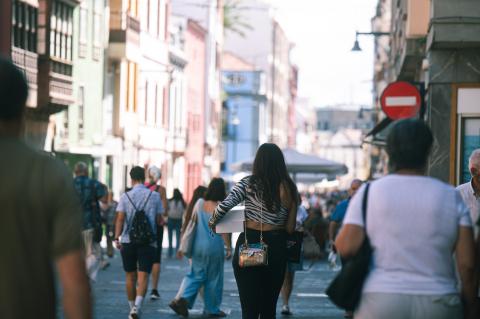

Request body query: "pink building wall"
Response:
[184, 20, 207, 201]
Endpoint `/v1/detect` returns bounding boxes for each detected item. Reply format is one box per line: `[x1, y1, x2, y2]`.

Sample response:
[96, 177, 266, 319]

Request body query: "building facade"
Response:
[2, 0, 81, 150]
[166, 14, 188, 196]
[50, 0, 115, 186]
[184, 19, 207, 201]
[171, 0, 224, 182]
[221, 69, 267, 182]
[137, 0, 171, 191]
[222, 0, 293, 148]
[370, 0, 480, 185]
[316, 107, 375, 185]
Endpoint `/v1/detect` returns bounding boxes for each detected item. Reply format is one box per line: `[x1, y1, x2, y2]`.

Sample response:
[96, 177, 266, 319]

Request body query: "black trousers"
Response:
[233, 229, 287, 319]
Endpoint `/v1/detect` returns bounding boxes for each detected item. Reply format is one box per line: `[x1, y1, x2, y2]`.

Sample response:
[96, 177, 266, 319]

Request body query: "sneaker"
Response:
[150, 289, 160, 300]
[169, 298, 189, 317]
[129, 306, 139, 319]
[281, 305, 292, 316]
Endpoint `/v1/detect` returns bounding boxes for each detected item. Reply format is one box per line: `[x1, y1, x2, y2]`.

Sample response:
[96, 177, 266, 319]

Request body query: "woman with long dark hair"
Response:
[170, 179, 230, 317]
[209, 143, 299, 318]
[168, 188, 186, 257]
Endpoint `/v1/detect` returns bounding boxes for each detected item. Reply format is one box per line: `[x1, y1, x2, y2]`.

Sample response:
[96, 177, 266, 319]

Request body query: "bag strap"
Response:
[125, 191, 138, 212]
[362, 183, 371, 234]
[142, 191, 153, 211]
[125, 190, 153, 232]
[243, 197, 264, 247]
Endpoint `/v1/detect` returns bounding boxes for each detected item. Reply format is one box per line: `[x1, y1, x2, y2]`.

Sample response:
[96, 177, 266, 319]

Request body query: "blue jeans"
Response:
[167, 218, 182, 257]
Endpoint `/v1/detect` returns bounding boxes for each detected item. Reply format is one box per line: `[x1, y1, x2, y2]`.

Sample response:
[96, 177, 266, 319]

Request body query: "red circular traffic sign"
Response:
[380, 81, 421, 120]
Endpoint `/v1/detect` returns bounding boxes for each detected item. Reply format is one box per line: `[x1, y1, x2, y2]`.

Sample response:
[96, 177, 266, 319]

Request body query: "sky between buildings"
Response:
[270, 0, 378, 108]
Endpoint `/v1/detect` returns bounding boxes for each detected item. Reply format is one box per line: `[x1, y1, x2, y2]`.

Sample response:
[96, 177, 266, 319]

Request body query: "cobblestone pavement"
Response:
[85, 250, 344, 319]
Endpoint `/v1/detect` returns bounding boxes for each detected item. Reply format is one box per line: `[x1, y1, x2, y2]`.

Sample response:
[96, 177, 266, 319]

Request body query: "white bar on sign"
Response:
[385, 96, 417, 107]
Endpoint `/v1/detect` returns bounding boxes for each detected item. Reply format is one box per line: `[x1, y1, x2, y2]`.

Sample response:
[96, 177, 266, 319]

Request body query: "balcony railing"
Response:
[12, 46, 38, 107]
[109, 11, 141, 46]
[49, 57, 73, 106]
[110, 11, 140, 33]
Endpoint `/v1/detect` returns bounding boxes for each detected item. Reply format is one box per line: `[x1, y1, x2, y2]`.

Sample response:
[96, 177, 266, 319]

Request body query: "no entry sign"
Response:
[380, 81, 421, 120]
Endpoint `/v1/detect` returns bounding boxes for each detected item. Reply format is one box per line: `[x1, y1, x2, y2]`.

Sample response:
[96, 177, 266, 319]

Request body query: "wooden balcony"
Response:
[108, 11, 141, 62]
[37, 56, 74, 115]
[109, 11, 140, 44]
[11, 46, 38, 108]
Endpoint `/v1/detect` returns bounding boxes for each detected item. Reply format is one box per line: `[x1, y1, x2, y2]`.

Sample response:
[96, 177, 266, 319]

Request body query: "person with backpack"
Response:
[115, 166, 164, 319]
[168, 188, 187, 257]
[73, 161, 107, 282]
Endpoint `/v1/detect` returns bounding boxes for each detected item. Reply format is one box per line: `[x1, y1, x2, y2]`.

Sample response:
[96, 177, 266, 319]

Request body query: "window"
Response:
[158, 0, 166, 39]
[144, 81, 149, 123]
[50, 1, 73, 61]
[78, 86, 85, 140]
[164, 1, 169, 40]
[156, 84, 163, 124]
[128, 0, 138, 17]
[162, 87, 168, 127]
[60, 108, 69, 139]
[154, 83, 158, 124]
[460, 118, 480, 184]
[127, 62, 138, 112]
[78, 5, 87, 57]
[92, 5, 102, 60]
[12, 1, 38, 52]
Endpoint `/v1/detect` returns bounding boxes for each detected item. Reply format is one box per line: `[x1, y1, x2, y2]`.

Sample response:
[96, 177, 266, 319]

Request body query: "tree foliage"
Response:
[223, 0, 253, 37]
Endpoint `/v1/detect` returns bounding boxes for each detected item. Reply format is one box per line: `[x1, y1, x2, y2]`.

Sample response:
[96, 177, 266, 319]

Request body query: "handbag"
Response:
[238, 204, 268, 267]
[178, 202, 198, 258]
[286, 231, 303, 263]
[326, 183, 372, 311]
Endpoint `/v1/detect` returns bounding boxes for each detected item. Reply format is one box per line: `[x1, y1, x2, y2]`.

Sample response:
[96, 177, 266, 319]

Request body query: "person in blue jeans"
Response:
[167, 189, 186, 257]
[169, 178, 231, 318]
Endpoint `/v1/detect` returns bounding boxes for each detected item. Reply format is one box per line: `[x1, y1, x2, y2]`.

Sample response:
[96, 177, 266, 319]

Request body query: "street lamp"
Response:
[351, 31, 391, 52]
[231, 108, 240, 165]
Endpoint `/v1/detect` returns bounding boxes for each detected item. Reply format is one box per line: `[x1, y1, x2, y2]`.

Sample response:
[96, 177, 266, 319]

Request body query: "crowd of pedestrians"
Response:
[2, 57, 480, 319]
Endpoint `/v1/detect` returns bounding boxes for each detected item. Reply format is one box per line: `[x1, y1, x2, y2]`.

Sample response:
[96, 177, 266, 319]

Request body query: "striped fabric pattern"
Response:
[212, 176, 289, 226]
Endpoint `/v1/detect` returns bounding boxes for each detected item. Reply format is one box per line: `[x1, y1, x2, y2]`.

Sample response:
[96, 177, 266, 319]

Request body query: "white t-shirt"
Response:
[343, 174, 472, 295]
[456, 181, 480, 239]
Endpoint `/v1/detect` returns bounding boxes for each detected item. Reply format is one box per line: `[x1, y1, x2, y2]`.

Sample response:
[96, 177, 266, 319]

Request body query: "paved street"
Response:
[87, 251, 344, 319]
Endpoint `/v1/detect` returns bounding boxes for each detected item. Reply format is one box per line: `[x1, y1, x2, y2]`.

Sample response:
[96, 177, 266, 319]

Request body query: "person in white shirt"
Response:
[336, 119, 478, 319]
[457, 149, 480, 300]
[457, 149, 480, 239]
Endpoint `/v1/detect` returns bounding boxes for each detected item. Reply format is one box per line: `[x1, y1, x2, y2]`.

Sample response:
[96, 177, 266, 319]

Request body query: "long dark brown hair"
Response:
[186, 186, 207, 213]
[251, 143, 298, 213]
[170, 188, 186, 208]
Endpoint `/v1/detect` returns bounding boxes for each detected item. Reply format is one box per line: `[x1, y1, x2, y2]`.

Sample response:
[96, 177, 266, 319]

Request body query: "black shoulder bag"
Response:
[326, 183, 372, 311]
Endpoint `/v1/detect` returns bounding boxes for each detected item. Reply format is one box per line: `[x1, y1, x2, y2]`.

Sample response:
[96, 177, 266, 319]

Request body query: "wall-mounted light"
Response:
[351, 31, 391, 52]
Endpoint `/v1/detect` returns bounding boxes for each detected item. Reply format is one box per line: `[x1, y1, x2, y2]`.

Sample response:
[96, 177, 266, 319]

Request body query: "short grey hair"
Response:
[74, 161, 88, 175]
[469, 149, 480, 169]
[148, 165, 162, 182]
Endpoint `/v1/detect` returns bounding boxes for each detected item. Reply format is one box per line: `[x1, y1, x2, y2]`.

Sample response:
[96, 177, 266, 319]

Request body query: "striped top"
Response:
[211, 176, 289, 227]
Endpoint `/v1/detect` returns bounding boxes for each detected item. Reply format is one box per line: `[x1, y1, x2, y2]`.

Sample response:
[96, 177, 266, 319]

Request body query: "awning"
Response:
[231, 148, 348, 180]
[363, 117, 393, 146]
